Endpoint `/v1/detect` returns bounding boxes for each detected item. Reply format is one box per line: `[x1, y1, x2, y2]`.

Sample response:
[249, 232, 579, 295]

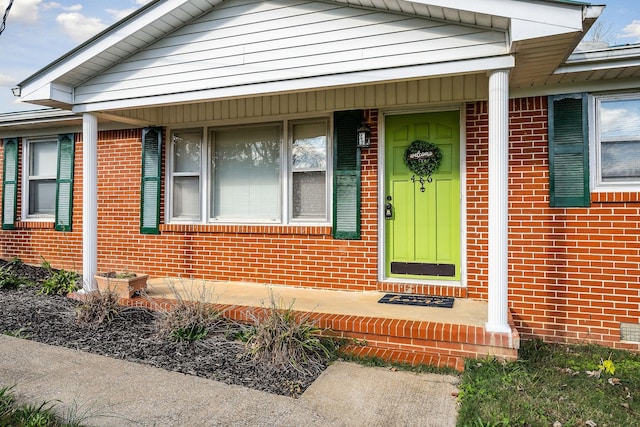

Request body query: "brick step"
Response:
[377, 283, 468, 298]
[122, 296, 519, 371]
[339, 344, 466, 371]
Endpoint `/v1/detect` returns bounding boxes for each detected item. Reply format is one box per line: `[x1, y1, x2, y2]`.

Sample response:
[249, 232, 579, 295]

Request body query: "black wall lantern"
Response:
[357, 121, 371, 148]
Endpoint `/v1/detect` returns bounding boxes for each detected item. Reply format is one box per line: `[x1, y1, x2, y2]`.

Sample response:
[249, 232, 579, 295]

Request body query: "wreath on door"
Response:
[403, 140, 442, 191]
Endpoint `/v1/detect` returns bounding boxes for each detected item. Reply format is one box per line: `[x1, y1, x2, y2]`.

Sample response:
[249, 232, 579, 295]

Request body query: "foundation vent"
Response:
[620, 322, 640, 343]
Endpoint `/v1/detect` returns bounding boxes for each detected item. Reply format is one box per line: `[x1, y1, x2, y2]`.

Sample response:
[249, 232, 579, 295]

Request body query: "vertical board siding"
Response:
[112, 74, 489, 126]
[75, 0, 504, 104]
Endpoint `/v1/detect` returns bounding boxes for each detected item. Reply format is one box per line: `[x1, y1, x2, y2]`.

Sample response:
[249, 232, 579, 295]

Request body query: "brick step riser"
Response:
[335, 332, 518, 362]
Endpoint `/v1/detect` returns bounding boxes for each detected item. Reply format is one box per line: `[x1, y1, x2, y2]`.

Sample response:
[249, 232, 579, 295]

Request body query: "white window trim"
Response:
[165, 116, 333, 226]
[21, 136, 57, 221]
[590, 93, 640, 193]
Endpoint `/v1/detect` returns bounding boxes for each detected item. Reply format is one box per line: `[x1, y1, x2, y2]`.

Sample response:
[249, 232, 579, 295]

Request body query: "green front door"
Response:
[384, 111, 461, 280]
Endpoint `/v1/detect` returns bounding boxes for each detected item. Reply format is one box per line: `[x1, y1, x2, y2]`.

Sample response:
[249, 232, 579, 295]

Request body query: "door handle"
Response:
[385, 203, 393, 219]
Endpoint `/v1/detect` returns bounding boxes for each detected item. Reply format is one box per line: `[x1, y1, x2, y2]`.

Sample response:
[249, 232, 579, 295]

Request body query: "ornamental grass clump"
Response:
[242, 294, 335, 374]
[75, 289, 124, 325]
[153, 281, 224, 342]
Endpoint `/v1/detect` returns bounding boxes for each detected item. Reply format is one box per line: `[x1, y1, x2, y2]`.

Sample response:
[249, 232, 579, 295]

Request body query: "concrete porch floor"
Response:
[144, 277, 488, 327]
[132, 278, 518, 370]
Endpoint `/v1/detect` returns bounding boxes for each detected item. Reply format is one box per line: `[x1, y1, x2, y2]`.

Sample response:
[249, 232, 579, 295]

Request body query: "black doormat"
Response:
[378, 293, 454, 308]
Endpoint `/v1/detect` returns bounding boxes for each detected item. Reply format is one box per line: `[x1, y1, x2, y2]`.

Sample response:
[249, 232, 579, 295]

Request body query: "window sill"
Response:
[15, 221, 55, 230]
[159, 223, 332, 236]
[591, 192, 640, 203]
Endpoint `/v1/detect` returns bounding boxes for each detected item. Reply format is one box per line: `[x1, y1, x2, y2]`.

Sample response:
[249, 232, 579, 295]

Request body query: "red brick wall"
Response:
[2, 101, 639, 350]
[466, 97, 640, 351]
[0, 117, 380, 291]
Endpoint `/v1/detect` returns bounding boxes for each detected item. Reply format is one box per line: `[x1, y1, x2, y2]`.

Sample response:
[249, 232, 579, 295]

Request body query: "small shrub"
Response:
[241, 294, 335, 373]
[76, 290, 124, 325]
[38, 269, 79, 296]
[0, 264, 31, 289]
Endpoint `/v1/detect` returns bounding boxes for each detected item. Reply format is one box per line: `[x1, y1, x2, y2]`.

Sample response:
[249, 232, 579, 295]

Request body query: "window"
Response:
[25, 137, 58, 217]
[168, 118, 330, 224]
[171, 129, 202, 220]
[291, 121, 328, 219]
[211, 124, 282, 221]
[594, 95, 640, 189]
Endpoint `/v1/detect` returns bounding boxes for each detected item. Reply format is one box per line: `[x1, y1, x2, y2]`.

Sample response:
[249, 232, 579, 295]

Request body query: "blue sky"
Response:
[0, 0, 639, 114]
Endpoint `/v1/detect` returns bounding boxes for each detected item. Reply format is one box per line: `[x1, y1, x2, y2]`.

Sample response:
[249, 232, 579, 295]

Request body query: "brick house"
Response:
[1, 0, 639, 361]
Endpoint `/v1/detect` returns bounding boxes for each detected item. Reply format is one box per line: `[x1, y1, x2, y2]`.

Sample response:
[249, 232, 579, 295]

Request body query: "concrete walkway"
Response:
[0, 335, 459, 426]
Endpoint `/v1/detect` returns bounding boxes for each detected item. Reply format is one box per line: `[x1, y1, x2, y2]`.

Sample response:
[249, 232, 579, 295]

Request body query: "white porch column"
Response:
[486, 69, 511, 333]
[82, 113, 98, 291]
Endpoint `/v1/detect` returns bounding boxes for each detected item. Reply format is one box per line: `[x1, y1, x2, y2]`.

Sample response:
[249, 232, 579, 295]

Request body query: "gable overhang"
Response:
[71, 55, 515, 113]
[12, 0, 601, 113]
[512, 43, 640, 97]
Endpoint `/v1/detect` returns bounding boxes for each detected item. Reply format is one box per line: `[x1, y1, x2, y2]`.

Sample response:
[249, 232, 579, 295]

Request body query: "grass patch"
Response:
[457, 340, 640, 427]
[0, 385, 87, 426]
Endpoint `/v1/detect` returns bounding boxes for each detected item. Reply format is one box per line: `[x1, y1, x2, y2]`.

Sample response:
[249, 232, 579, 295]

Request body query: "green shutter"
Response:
[548, 94, 590, 208]
[333, 110, 362, 239]
[141, 127, 162, 234]
[2, 138, 18, 230]
[55, 133, 75, 232]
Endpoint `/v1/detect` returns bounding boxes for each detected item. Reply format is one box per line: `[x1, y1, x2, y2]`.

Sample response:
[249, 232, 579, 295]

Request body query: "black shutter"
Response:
[55, 133, 75, 232]
[333, 110, 362, 239]
[2, 138, 18, 230]
[548, 94, 590, 207]
[140, 127, 162, 234]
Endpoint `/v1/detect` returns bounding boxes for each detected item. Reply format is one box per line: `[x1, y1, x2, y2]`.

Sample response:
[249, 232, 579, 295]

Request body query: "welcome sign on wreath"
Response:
[403, 140, 442, 192]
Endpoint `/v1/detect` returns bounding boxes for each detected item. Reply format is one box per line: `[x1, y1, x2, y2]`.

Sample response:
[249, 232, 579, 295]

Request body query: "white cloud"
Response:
[56, 12, 107, 42]
[0, 0, 41, 24]
[106, 8, 136, 22]
[601, 106, 640, 138]
[42, 2, 61, 10]
[136, 0, 153, 4]
[618, 20, 640, 42]
[0, 74, 17, 88]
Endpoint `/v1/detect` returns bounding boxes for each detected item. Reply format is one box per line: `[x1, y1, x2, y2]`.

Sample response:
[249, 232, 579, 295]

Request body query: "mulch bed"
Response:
[0, 260, 328, 397]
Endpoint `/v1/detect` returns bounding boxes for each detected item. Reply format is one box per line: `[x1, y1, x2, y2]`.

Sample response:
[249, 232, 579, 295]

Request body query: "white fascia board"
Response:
[557, 45, 640, 74]
[409, 0, 584, 33]
[19, 83, 73, 106]
[18, 0, 205, 97]
[72, 55, 515, 113]
[510, 18, 583, 42]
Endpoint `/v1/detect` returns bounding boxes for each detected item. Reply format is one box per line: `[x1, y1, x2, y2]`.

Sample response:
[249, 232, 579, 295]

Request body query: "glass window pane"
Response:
[30, 141, 57, 177]
[173, 131, 201, 173]
[292, 171, 326, 219]
[292, 122, 327, 170]
[173, 176, 200, 219]
[600, 99, 640, 139]
[29, 180, 56, 215]
[212, 126, 281, 220]
[601, 141, 640, 182]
